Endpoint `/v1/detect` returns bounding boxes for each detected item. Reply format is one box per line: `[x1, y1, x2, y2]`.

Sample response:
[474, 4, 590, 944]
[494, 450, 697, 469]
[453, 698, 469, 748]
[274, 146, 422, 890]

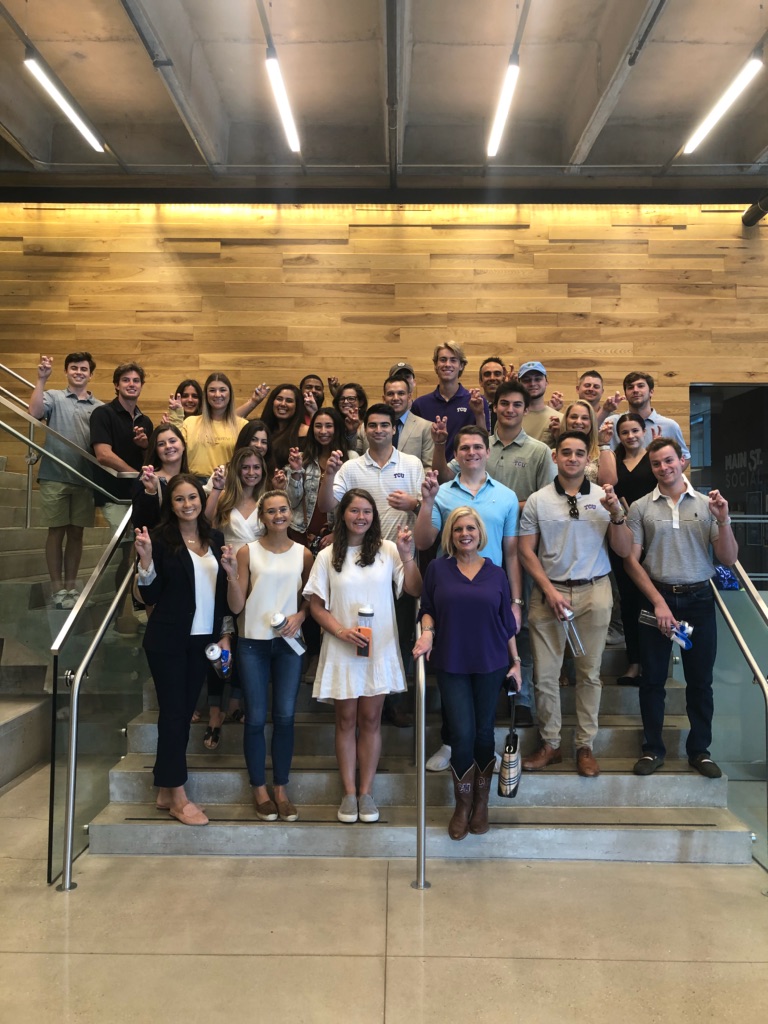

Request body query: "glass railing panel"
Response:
[711, 587, 768, 870]
[47, 541, 147, 885]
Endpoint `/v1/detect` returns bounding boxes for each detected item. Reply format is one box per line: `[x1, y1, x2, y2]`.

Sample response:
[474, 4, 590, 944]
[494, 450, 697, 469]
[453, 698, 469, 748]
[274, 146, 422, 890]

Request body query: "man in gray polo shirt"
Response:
[624, 437, 738, 778]
[519, 431, 632, 776]
[28, 353, 102, 609]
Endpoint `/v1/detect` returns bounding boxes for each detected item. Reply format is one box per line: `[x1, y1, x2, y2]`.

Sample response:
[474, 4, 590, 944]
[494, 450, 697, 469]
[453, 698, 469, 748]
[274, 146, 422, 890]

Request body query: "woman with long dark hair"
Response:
[261, 384, 307, 471]
[131, 425, 188, 531]
[332, 382, 368, 454]
[286, 407, 356, 550]
[606, 412, 656, 685]
[304, 488, 421, 824]
[181, 372, 247, 479]
[134, 474, 232, 826]
[170, 379, 203, 419]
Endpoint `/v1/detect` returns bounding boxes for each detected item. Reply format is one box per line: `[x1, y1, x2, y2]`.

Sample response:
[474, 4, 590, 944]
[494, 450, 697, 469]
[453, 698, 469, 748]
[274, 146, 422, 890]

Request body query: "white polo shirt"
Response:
[332, 446, 425, 542]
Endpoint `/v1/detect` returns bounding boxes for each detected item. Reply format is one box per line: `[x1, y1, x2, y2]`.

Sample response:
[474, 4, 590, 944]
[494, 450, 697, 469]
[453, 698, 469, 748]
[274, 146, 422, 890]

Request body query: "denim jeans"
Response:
[638, 587, 716, 758]
[238, 637, 303, 787]
[436, 667, 507, 777]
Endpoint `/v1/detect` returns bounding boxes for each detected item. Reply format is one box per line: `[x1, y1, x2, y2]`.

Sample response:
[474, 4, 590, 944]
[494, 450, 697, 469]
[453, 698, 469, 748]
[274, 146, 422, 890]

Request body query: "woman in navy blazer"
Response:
[135, 473, 232, 826]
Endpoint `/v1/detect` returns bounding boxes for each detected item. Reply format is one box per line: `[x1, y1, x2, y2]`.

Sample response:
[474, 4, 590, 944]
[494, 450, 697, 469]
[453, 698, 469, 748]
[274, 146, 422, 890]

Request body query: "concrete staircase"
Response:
[0, 470, 112, 583]
[89, 667, 753, 864]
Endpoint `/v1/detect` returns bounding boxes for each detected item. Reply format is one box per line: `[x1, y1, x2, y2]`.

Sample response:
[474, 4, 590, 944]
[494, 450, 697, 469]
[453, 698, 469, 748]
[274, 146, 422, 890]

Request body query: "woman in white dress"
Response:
[304, 488, 421, 824]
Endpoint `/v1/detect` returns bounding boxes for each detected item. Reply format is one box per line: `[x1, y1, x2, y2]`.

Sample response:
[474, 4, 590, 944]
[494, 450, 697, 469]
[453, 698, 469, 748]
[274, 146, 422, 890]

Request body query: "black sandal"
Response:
[203, 726, 221, 749]
[228, 709, 245, 724]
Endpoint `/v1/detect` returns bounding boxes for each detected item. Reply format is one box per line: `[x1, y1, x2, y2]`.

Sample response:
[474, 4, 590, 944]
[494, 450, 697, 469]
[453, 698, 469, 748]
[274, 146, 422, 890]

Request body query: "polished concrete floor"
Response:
[1, 766, 768, 1024]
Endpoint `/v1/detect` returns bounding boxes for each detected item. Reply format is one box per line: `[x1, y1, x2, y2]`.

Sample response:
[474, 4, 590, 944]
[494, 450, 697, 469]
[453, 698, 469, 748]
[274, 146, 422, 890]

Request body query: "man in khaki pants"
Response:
[518, 432, 632, 777]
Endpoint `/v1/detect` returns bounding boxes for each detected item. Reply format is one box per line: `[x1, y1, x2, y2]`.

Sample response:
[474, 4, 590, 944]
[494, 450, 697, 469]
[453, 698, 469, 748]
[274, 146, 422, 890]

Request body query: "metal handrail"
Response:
[710, 580, 768, 707]
[0, 418, 133, 503]
[0, 362, 35, 390]
[411, 602, 430, 890]
[0, 392, 132, 475]
[57, 561, 136, 891]
[732, 560, 768, 631]
[51, 505, 134, 654]
[0, 383, 29, 409]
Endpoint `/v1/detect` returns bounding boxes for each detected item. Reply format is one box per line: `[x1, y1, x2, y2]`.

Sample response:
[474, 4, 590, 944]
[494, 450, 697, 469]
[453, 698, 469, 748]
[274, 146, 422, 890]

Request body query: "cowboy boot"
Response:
[469, 759, 495, 835]
[448, 764, 475, 841]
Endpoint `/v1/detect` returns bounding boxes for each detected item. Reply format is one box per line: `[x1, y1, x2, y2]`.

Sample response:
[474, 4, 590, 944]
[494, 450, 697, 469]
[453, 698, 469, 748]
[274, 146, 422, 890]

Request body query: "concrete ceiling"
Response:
[0, 0, 767, 198]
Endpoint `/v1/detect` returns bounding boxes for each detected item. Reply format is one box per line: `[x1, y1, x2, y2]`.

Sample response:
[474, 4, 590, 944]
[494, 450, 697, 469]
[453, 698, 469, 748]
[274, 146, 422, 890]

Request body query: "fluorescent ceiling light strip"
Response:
[266, 55, 300, 153]
[487, 59, 520, 157]
[683, 56, 763, 154]
[24, 56, 104, 153]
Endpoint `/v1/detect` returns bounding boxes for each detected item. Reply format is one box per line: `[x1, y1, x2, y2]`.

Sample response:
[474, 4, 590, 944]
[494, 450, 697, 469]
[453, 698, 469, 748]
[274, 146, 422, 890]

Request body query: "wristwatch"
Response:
[512, 598, 524, 606]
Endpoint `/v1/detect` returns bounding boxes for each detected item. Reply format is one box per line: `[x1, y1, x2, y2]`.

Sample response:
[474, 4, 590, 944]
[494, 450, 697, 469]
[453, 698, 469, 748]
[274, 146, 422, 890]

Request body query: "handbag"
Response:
[497, 691, 521, 798]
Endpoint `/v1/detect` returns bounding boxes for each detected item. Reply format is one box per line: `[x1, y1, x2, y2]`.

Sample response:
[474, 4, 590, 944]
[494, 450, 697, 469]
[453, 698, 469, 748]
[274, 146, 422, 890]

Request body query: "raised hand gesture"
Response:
[602, 391, 624, 414]
[469, 388, 485, 416]
[220, 543, 238, 577]
[431, 415, 448, 447]
[288, 447, 303, 474]
[325, 449, 344, 475]
[600, 482, 622, 517]
[598, 420, 615, 446]
[134, 526, 152, 568]
[395, 525, 414, 560]
[140, 464, 158, 495]
[37, 355, 53, 382]
[421, 469, 439, 502]
[548, 391, 564, 412]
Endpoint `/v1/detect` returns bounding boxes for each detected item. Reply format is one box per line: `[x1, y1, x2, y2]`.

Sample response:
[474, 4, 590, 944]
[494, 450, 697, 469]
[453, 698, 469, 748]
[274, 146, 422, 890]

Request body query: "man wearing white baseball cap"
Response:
[517, 360, 563, 448]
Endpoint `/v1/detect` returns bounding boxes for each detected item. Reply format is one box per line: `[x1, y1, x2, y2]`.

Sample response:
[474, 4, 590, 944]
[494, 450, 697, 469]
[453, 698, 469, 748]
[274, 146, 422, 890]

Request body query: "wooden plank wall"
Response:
[1, 201, 767, 460]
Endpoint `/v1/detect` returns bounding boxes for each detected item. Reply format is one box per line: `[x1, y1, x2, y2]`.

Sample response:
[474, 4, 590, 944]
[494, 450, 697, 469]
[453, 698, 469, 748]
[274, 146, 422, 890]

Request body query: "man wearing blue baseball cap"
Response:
[517, 361, 563, 448]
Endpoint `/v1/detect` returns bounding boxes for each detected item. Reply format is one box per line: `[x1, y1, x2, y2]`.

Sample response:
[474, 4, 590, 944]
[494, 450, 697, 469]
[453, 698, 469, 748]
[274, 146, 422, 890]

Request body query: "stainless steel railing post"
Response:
[25, 420, 34, 529]
[411, 604, 430, 891]
[57, 563, 135, 892]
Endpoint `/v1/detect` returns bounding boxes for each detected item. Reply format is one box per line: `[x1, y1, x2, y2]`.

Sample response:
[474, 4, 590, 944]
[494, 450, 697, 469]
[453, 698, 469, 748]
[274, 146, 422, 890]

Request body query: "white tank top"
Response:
[241, 541, 305, 640]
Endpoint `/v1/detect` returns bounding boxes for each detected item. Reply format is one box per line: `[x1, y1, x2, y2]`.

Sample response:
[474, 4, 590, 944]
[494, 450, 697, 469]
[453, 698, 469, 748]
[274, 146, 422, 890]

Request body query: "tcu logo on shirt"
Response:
[457, 406, 468, 412]
[393, 472, 405, 479]
[584, 503, 597, 510]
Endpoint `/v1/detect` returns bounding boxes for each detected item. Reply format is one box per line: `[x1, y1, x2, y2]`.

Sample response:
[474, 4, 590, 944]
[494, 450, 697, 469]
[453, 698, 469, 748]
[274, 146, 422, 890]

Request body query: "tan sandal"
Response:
[169, 803, 208, 826]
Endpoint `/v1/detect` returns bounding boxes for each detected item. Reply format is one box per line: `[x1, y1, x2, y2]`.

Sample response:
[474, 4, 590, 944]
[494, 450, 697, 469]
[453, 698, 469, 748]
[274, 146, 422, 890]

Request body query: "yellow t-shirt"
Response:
[181, 416, 248, 477]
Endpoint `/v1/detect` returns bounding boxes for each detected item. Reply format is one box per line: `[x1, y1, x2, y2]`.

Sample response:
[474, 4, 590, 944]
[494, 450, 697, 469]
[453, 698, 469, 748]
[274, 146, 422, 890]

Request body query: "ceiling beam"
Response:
[564, 0, 670, 171]
[119, 0, 229, 174]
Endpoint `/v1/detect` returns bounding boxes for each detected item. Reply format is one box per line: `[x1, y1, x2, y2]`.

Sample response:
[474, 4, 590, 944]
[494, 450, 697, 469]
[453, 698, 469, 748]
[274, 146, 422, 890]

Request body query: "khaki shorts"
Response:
[100, 501, 134, 540]
[38, 479, 95, 529]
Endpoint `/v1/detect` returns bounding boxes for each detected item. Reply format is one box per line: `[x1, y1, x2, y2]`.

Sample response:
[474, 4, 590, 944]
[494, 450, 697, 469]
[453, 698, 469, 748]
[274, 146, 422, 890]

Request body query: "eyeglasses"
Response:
[566, 495, 579, 520]
[338, 397, 359, 407]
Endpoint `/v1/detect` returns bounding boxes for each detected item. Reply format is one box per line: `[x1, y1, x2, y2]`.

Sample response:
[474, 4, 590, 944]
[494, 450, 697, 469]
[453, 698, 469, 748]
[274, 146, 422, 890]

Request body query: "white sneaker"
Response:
[52, 589, 69, 609]
[337, 794, 358, 823]
[426, 744, 451, 772]
[358, 793, 379, 823]
[494, 751, 502, 774]
[605, 626, 625, 646]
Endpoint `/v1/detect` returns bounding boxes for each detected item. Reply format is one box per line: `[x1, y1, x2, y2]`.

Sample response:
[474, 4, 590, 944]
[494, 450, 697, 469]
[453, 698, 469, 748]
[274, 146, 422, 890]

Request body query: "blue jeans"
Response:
[436, 668, 507, 777]
[638, 587, 716, 759]
[238, 637, 303, 787]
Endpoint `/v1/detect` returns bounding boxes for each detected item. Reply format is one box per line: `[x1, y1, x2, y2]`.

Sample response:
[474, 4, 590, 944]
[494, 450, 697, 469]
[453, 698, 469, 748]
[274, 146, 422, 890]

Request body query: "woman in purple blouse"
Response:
[413, 506, 521, 841]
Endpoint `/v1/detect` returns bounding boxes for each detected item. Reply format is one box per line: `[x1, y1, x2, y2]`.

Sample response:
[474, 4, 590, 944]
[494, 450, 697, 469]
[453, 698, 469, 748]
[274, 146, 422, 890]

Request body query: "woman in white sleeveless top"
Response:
[222, 490, 313, 822]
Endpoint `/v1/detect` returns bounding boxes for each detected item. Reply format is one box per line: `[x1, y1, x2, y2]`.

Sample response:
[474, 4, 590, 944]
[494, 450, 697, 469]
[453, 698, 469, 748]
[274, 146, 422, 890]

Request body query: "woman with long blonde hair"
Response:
[181, 372, 248, 480]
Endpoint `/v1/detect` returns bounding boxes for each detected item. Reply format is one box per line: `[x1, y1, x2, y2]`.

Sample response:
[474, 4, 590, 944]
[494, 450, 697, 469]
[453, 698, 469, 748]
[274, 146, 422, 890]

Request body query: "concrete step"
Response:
[0, 636, 50, 695]
[88, 802, 752, 864]
[126, 709, 691, 760]
[0, 696, 50, 788]
[108, 752, 728, 809]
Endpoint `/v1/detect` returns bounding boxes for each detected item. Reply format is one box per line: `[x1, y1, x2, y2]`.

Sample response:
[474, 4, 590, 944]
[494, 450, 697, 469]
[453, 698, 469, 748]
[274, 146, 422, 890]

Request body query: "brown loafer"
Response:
[522, 743, 563, 772]
[255, 798, 278, 822]
[576, 746, 600, 777]
[169, 802, 209, 826]
[276, 798, 299, 821]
